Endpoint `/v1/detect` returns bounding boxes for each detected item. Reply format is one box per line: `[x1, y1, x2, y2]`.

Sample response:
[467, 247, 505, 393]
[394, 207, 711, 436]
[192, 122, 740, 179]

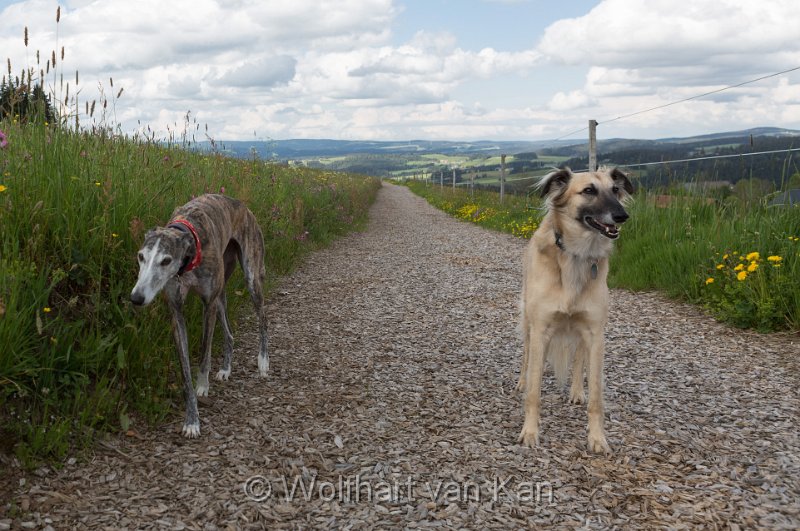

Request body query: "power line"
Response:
[602, 66, 800, 126]
[551, 65, 800, 142]
[620, 147, 800, 168]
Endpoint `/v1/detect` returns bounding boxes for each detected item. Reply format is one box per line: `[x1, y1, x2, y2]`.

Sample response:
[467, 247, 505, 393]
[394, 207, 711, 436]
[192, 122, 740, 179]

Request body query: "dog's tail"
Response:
[547, 334, 578, 387]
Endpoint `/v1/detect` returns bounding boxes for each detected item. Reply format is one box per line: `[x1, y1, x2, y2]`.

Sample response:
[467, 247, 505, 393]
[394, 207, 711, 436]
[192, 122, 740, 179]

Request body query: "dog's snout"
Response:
[613, 211, 629, 224]
[130, 291, 145, 306]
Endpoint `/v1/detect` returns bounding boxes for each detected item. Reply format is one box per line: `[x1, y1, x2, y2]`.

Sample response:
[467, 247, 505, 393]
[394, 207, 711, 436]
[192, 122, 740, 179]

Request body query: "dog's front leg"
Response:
[519, 325, 547, 448]
[167, 293, 200, 438]
[584, 329, 610, 454]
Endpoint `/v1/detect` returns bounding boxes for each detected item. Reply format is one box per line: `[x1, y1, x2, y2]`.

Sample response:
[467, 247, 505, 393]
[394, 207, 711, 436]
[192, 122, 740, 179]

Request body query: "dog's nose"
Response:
[613, 211, 629, 224]
[130, 292, 145, 306]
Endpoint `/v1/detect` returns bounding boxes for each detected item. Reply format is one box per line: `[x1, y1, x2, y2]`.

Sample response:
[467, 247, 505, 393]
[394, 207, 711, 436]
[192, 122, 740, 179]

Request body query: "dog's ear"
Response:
[610, 168, 634, 195]
[145, 228, 157, 239]
[539, 167, 573, 198]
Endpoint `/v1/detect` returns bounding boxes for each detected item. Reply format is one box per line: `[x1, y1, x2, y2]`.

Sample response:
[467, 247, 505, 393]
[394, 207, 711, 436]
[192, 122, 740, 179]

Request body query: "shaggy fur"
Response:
[517, 167, 633, 454]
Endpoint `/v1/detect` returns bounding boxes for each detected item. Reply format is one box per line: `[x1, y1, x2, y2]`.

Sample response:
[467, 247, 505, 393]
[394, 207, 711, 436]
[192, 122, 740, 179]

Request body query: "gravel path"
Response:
[4, 183, 799, 529]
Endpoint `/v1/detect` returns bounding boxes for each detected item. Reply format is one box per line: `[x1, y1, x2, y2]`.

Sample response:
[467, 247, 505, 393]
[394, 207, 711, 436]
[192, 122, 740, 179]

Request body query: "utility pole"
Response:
[588, 119, 598, 172]
[500, 154, 507, 204]
[440, 171, 443, 189]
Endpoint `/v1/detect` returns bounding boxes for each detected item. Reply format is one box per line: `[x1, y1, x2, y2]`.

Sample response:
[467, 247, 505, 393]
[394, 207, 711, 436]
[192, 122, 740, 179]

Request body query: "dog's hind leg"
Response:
[519, 325, 549, 448]
[196, 294, 219, 397]
[240, 235, 269, 377]
[570, 341, 586, 404]
[215, 292, 234, 381]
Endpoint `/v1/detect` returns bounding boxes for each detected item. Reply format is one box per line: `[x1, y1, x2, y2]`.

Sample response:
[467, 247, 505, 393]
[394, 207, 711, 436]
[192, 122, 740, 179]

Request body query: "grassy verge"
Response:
[0, 120, 380, 465]
[402, 180, 799, 332]
[404, 180, 539, 238]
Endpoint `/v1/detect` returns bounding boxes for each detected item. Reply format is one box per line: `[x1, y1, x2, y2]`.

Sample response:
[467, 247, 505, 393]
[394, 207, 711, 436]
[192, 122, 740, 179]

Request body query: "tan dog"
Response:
[517, 167, 633, 453]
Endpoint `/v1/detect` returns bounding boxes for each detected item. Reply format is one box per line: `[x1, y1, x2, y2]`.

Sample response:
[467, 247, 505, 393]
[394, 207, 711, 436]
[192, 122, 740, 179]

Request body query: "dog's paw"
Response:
[587, 432, 611, 454]
[569, 388, 586, 404]
[515, 378, 527, 394]
[215, 368, 231, 381]
[518, 424, 540, 448]
[195, 382, 209, 397]
[182, 422, 200, 438]
[258, 355, 269, 377]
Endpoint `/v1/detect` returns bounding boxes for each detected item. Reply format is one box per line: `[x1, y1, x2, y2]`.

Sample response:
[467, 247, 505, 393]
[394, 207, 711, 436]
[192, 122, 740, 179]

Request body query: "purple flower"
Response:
[0, 130, 8, 149]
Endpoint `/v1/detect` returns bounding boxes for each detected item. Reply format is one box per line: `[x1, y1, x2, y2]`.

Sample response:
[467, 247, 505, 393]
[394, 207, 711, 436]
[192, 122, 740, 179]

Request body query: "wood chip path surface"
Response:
[3, 183, 799, 530]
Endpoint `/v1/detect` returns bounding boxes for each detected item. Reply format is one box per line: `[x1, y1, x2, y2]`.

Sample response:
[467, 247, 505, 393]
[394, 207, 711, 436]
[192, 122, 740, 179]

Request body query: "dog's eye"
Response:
[582, 186, 597, 195]
[137, 253, 144, 263]
[160, 257, 173, 266]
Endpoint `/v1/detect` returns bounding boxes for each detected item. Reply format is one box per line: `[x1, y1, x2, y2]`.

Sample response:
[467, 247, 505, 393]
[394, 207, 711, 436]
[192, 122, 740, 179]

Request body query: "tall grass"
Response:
[0, 120, 380, 464]
[402, 179, 799, 332]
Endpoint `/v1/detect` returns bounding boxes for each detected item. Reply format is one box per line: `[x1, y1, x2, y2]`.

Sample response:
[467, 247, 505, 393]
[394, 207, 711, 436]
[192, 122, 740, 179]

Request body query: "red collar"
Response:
[168, 219, 202, 274]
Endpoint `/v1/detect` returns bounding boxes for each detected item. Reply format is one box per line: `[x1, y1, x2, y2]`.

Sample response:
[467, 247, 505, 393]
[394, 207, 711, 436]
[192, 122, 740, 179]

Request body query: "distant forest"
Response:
[557, 135, 800, 190]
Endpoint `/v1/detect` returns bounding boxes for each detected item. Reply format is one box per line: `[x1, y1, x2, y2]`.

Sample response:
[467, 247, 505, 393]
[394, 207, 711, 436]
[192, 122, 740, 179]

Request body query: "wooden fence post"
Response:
[500, 154, 506, 204]
[588, 119, 598, 172]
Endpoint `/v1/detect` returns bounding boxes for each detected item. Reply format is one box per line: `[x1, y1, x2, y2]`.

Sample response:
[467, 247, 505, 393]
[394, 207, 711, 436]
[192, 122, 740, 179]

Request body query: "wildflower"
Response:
[95, 181, 101, 186]
[722, 254, 729, 260]
[0, 129, 8, 149]
[733, 264, 744, 271]
[43, 307, 52, 313]
[747, 262, 758, 272]
[716, 264, 725, 270]
[737, 271, 748, 281]
[111, 233, 119, 238]
[767, 255, 782, 262]
[746, 252, 760, 262]
[0, 184, 7, 193]
[705, 277, 715, 285]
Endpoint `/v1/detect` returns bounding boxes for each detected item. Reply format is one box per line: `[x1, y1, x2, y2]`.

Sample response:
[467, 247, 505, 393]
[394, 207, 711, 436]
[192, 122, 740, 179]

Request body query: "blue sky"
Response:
[1, 0, 799, 142]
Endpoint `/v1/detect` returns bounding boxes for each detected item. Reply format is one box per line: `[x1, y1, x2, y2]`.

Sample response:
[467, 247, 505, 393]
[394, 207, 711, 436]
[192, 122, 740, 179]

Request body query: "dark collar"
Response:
[554, 231, 565, 251]
[554, 230, 598, 279]
[167, 219, 202, 275]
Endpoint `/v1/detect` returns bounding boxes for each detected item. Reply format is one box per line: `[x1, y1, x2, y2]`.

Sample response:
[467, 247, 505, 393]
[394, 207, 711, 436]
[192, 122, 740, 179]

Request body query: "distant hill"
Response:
[196, 138, 576, 160]
[199, 127, 800, 161]
[195, 127, 800, 187]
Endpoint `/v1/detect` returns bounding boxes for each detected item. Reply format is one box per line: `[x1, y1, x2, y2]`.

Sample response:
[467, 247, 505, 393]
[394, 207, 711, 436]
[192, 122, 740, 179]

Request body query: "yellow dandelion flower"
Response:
[746, 251, 760, 261]
[737, 271, 748, 281]
[94, 181, 101, 187]
[0, 184, 6, 193]
[43, 307, 52, 313]
[767, 255, 782, 262]
[112, 233, 119, 238]
[722, 254, 729, 260]
[734, 264, 744, 271]
[705, 277, 715, 285]
[716, 264, 725, 270]
[747, 262, 758, 272]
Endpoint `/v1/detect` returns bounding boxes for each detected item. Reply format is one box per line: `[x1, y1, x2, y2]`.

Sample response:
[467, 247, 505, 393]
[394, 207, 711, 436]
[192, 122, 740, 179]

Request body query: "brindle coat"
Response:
[130, 194, 269, 438]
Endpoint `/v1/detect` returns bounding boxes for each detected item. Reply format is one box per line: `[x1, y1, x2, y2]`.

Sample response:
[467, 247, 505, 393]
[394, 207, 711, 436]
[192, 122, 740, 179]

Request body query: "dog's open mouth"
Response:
[584, 216, 620, 239]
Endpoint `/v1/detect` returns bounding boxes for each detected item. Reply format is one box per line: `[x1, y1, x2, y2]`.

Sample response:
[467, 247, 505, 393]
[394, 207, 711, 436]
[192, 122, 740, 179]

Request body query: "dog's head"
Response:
[130, 227, 195, 306]
[539, 167, 634, 239]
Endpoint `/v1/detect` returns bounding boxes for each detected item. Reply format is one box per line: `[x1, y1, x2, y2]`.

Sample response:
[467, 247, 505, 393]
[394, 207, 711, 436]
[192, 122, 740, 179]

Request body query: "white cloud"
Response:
[1, 0, 800, 141]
